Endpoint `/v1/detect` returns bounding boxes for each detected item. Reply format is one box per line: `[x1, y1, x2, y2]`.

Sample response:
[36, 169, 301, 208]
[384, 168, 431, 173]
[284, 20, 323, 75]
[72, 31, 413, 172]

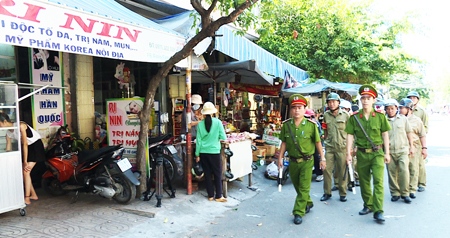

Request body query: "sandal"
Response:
[208, 197, 214, 201]
[215, 197, 227, 202]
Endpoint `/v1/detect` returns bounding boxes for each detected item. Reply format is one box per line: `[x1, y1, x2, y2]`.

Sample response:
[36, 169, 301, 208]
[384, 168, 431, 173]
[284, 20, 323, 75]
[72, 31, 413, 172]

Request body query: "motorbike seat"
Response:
[78, 145, 121, 164]
[148, 133, 172, 145]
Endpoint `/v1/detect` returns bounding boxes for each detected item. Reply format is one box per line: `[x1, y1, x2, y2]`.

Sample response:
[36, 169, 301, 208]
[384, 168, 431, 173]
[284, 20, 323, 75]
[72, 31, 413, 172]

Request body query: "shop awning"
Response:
[215, 26, 309, 84]
[282, 79, 362, 97]
[0, 0, 186, 62]
[191, 60, 273, 85]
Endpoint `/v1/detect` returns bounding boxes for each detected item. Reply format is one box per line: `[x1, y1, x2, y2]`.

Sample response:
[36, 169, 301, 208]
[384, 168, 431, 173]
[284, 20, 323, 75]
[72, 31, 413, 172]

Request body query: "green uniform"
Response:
[280, 118, 321, 217]
[413, 106, 428, 188]
[322, 109, 350, 196]
[345, 109, 391, 214]
[407, 114, 426, 194]
[387, 114, 412, 197]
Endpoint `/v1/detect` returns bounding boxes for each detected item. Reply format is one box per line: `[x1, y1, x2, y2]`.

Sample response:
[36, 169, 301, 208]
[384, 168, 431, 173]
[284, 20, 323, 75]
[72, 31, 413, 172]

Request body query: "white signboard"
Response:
[31, 48, 64, 148]
[0, 0, 185, 62]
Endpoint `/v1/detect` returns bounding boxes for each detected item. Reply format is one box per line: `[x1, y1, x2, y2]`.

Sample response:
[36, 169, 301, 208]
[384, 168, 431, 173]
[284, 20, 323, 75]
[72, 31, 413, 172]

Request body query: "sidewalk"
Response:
[0, 172, 263, 238]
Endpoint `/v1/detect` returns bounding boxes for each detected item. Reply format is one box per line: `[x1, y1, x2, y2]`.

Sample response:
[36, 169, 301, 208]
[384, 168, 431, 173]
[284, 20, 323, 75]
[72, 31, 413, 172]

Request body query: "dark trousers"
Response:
[200, 153, 223, 199]
[313, 148, 323, 176]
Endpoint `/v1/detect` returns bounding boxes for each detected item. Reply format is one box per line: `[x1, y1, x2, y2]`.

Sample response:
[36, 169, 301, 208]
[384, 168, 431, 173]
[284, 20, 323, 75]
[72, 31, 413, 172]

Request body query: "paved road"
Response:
[189, 115, 450, 238]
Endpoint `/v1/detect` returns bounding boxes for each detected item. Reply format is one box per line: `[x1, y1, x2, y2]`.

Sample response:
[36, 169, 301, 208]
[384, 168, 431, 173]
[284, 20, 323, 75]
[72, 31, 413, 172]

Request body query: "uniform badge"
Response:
[364, 87, 369, 92]
[294, 96, 299, 100]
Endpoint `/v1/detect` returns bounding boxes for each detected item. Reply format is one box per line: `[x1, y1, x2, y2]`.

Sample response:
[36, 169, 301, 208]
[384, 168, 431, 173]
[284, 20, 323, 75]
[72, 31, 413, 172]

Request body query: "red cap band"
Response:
[291, 99, 306, 106]
[361, 90, 376, 98]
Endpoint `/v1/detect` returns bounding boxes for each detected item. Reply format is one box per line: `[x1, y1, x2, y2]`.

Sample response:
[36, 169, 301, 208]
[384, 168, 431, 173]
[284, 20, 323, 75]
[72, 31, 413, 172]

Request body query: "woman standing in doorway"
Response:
[0, 112, 45, 205]
[195, 102, 227, 202]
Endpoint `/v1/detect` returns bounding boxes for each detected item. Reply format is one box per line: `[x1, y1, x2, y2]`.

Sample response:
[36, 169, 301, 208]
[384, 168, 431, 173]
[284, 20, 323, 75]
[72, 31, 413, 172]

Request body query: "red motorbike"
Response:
[42, 126, 140, 204]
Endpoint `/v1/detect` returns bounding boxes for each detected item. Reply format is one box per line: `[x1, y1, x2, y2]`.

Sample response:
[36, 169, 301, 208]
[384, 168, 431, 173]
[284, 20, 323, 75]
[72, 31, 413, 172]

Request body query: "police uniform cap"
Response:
[289, 94, 308, 107]
[359, 84, 378, 98]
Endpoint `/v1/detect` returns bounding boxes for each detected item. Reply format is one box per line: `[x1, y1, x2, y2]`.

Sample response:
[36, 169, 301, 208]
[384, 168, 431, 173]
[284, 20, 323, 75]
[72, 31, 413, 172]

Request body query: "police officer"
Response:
[407, 91, 428, 192]
[398, 98, 428, 199]
[345, 85, 391, 224]
[278, 94, 326, 225]
[321, 93, 350, 202]
[384, 99, 414, 203]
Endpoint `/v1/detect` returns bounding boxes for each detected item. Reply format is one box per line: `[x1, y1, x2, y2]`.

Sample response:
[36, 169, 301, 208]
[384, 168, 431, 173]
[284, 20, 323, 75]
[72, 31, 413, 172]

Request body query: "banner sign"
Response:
[106, 98, 148, 172]
[30, 48, 65, 148]
[231, 83, 282, 97]
[0, 0, 185, 62]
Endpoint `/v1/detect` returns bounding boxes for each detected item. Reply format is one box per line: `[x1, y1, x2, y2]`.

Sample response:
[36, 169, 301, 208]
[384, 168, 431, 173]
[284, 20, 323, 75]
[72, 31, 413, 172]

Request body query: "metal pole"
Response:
[186, 54, 193, 195]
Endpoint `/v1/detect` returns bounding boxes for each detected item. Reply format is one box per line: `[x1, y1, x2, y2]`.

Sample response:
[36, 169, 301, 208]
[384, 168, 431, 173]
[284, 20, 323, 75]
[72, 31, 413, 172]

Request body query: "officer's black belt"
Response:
[359, 145, 382, 153]
[290, 155, 313, 163]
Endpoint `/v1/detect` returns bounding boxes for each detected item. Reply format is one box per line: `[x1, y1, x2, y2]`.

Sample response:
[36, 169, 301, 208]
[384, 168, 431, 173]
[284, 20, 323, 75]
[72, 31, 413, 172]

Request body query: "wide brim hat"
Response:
[201, 102, 217, 115]
[359, 84, 378, 98]
[289, 94, 308, 107]
[192, 94, 203, 105]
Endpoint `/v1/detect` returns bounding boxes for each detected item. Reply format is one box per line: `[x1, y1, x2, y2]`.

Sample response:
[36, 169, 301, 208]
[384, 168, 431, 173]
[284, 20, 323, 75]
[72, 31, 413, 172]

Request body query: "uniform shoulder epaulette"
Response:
[375, 109, 384, 114]
[352, 111, 360, 115]
[282, 118, 292, 124]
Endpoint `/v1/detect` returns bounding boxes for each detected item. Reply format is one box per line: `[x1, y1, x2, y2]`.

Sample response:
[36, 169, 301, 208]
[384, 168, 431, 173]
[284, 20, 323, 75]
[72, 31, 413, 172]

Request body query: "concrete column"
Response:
[73, 54, 95, 140]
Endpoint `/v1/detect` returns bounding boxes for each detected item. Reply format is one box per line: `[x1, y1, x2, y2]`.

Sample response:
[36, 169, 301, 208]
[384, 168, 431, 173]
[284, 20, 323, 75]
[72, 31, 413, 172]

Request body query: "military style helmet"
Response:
[374, 100, 384, 110]
[407, 91, 420, 99]
[399, 98, 414, 110]
[326, 93, 341, 102]
[384, 99, 399, 108]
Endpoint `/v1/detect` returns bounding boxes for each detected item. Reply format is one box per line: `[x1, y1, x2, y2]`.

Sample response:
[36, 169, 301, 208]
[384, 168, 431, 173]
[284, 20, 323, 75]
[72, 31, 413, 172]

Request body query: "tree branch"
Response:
[212, 0, 259, 27]
[207, 0, 218, 15]
[191, 0, 206, 16]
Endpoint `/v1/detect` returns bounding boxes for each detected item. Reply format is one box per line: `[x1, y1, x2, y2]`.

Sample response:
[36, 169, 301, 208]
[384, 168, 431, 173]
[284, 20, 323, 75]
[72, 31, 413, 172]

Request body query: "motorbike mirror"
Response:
[251, 145, 257, 151]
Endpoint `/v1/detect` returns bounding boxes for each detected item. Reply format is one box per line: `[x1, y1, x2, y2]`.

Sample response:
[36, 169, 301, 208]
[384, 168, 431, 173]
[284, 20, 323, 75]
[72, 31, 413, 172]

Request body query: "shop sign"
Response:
[30, 48, 64, 148]
[106, 98, 148, 172]
[230, 83, 282, 97]
[0, 0, 185, 62]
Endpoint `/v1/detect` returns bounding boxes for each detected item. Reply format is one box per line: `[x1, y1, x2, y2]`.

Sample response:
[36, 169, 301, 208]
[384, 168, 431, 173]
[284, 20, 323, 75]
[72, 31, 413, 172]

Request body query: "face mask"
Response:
[193, 104, 200, 111]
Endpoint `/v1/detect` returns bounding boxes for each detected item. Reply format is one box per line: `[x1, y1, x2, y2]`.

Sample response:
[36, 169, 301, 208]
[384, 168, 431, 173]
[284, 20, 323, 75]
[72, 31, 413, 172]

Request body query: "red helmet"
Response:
[305, 109, 315, 117]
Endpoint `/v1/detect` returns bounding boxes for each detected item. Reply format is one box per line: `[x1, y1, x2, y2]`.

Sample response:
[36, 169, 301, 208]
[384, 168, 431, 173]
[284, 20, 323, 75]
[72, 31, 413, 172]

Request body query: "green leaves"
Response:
[257, 0, 418, 85]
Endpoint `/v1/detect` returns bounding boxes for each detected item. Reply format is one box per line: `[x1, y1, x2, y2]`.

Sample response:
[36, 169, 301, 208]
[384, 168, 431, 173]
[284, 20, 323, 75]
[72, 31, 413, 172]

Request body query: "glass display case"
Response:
[0, 82, 26, 216]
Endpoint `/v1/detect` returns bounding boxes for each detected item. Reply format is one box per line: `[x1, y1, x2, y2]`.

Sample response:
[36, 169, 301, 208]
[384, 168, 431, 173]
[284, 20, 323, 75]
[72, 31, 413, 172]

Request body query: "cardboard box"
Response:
[252, 148, 266, 161]
[262, 145, 276, 156]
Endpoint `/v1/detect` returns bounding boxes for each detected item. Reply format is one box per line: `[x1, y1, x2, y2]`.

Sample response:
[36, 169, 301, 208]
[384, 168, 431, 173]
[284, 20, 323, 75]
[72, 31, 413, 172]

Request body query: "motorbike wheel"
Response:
[41, 177, 68, 196]
[281, 167, 289, 185]
[111, 173, 136, 204]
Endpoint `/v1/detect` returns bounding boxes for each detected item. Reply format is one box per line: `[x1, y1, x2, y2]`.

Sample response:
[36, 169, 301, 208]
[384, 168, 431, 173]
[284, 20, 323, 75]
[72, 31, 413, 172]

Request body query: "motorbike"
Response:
[41, 127, 140, 204]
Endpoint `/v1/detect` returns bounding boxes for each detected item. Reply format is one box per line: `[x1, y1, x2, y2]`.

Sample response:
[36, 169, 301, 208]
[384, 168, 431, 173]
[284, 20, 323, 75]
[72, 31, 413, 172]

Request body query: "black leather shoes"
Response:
[374, 212, 385, 223]
[355, 181, 360, 186]
[348, 187, 353, 192]
[294, 214, 302, 225]
[391, 196, 400, 202]
[320, 194, 332, 201]
[401, 196, 412, 203]
[340, 196, 347, 202]
[418, 187, 425, 192]
[410, 193, 416, 199]
[359, 207, 373, 215]
[305, 204, 313, 214]
[331, 186, 338, 191]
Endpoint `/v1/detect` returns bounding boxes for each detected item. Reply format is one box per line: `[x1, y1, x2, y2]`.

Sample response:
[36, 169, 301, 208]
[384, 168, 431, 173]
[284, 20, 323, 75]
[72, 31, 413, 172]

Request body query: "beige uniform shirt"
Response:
[322, 109, 349, 150]
[413, 105, 428, 133]
[408, 114, 426, 147]
[387, 114, 412, 154]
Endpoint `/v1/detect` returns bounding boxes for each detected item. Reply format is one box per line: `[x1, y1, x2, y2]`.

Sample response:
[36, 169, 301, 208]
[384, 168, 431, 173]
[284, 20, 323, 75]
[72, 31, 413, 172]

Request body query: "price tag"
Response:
[117, 158, 132, 172]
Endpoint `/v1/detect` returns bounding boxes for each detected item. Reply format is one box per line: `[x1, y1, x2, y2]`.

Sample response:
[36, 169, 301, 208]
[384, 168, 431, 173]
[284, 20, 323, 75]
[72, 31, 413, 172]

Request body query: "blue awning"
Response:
[215, 25, 309, 84]
[282, 79, 362, 97]
[47, 0, 184, 37]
